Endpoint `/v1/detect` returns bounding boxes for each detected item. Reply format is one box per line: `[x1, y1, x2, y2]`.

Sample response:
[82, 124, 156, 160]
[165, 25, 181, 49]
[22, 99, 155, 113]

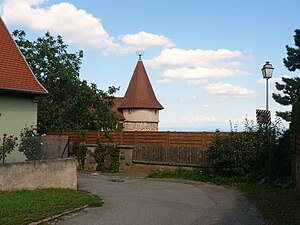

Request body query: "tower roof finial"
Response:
[136, 51, 144, 61]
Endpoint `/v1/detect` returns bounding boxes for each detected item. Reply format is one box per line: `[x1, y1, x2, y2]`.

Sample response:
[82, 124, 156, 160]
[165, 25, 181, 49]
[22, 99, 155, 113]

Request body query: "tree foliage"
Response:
[291, 96, 300, 135]
[12, 30, 119, 133]
[283, 29, 300, 72]
[273, 29, 300, 121]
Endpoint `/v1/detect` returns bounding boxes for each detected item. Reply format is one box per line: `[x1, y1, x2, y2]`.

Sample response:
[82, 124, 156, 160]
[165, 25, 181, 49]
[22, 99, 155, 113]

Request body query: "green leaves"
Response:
[94, 142, 119, 173]
[208, 128, 269, 176]
[283, 29, 300, 72]
[18, 126, 44, 161]
[72, 142, 87, 170]
[291, 96, 300, 134]
[12, 30, 119, 133]
[0, 134, 18, 164]
[273, 29, 300, 121]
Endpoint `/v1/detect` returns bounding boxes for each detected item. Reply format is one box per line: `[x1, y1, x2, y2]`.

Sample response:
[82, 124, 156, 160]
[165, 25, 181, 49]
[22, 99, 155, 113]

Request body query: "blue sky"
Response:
[1, 0, 299, 131]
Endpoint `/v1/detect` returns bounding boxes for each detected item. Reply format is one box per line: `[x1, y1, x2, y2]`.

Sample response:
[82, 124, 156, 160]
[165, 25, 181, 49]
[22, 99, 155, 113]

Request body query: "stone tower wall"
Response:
[121, 108, 160, 131]
[122, 121, 158, 131]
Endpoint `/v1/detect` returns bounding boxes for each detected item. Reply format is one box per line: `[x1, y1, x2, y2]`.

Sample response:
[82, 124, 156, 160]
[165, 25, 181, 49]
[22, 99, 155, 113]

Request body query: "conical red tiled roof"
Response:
[118, 57, 163, 110]
[0, 17, 48, 96]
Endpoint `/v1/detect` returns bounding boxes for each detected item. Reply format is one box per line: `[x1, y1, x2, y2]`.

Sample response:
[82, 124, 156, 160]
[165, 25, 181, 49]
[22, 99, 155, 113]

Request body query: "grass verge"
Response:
[148, 167, 243, 185]
[148, 168, 300, 225]
[0, 188, 102, 225]
[240, 183, 300, 225]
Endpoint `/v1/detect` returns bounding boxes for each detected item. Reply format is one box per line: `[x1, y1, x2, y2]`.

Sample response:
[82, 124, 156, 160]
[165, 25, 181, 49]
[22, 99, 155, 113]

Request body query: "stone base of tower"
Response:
[123, 121, 158, 131]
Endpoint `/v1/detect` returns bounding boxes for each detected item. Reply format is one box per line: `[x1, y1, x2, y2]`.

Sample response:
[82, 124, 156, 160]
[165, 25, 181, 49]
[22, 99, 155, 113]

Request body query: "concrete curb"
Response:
[28, 205, 89, 225]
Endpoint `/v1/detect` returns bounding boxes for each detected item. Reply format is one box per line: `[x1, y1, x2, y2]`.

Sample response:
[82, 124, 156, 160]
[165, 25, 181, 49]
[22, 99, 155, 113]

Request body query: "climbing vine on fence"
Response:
[94, 142, 119, 173]
[72, 142, 87, 170]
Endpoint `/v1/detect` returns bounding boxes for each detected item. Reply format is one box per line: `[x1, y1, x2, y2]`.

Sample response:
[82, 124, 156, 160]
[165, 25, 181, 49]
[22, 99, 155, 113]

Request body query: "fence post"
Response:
[121, 131, 124, 145]
[167, 131, 170, 147]
[134, 131, 137, 145]
[203, 132, 207, 149]
[97, 130, 100, 142]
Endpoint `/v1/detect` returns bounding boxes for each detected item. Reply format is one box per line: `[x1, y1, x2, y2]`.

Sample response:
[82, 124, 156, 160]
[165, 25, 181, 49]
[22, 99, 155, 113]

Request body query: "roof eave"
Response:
[0, 88, 49, 96]
[118, 106, 164, 110]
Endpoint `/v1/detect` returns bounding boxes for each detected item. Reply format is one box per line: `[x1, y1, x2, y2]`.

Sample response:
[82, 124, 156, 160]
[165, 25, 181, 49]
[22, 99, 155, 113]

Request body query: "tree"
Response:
[291, 95, 300, 134]
[12, 30, 119, 133]
[272, 29, 300, 121]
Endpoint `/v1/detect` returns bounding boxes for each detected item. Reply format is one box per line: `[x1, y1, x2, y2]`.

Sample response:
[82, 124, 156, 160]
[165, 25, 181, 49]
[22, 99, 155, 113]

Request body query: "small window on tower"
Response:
[154, 109, 157, 114]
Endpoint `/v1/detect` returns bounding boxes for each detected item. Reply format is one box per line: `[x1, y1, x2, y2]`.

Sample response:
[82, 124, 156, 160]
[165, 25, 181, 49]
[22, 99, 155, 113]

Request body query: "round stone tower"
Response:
[118, 55, 164, 131]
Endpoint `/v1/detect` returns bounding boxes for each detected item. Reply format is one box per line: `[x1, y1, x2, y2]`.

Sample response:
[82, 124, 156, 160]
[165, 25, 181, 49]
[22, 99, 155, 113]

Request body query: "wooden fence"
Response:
[133, 145, 209, 167]
[48, 130, 233, 168]
[48, 130, 230, 148]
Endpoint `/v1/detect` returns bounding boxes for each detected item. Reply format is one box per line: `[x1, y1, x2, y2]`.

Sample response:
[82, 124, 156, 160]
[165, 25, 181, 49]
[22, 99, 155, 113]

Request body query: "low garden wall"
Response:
[0, 158, 77, 191]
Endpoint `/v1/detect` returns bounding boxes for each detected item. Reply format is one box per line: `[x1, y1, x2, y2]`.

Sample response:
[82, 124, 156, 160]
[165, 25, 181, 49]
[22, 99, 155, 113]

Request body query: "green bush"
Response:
[18, 126, 45, 161]
[208, 128, 269, 176]
[273, 129, 291, 179]
[208, 119, 291, 180]
[94, 142, 119, 172]
[72, 142, 87, 170]
[0, 134, 18, 164]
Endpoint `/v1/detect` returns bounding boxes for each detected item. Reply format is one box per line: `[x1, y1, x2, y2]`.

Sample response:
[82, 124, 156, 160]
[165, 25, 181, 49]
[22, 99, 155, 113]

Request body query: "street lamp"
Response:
[261, 61, 274, 183]
[261, 61, 274, 111]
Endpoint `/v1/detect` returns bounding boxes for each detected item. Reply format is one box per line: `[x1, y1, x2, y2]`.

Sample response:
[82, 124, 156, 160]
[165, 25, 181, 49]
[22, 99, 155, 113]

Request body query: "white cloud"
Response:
[257, 75, 291, 85]
[186, 79, 207, 85]
[145, 47, 250, 82]
[180, 116, 217, 123]
[163, 67, 250, 79]
[204, 82, 256, 98]
[120, 31, 174, 48]
[157, 78, 175, 84]
[178, 96, 198, 104]
[1, 0, 174, 54]
[146, 48, 246, 68]
[1, 0, 115, 50]
[202, 104, 210, 108]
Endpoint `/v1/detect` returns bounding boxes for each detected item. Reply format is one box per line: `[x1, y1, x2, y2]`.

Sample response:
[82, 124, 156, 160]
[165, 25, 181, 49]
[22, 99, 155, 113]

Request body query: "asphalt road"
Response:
[55, 172, 268, 225]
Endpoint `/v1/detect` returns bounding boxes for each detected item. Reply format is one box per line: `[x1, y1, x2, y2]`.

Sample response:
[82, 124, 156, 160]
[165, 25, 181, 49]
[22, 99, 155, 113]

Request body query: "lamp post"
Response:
[261, 61, 274, 183]
[261, 61, 274, 111]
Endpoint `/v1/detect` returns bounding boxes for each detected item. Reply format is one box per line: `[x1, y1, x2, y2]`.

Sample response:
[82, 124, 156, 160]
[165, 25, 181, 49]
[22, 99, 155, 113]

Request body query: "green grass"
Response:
[148, 167, 244, 185]
[240, 183, 300, 225]
[149, 168, 300, 225]
[0, 188, 103, 225]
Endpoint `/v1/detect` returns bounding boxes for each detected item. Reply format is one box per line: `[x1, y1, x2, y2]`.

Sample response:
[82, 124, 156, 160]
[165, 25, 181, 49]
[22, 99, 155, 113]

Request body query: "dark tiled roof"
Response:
[118, 58, 163, 110]
[113, 97, 125, 121]
[0, 17, 48, 96]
